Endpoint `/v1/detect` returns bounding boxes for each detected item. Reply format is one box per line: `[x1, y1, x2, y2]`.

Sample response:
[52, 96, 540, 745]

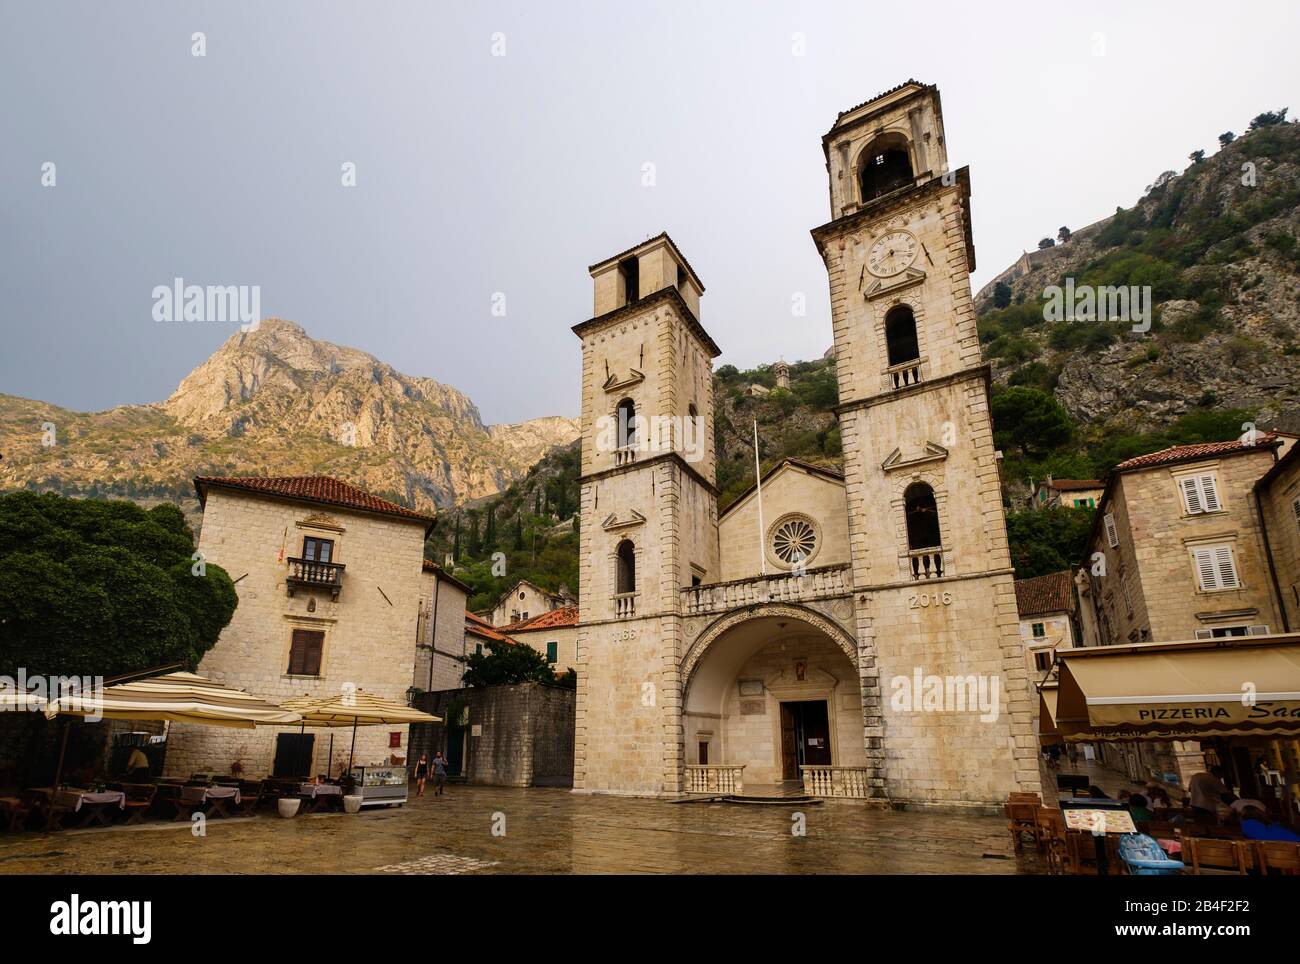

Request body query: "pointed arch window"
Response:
[616, 539, 637, 594]
[904, 482, 942, 551]
[616, 398, 637, 449]
[859, 134, 914, 202]
[885, 305, 920, 367]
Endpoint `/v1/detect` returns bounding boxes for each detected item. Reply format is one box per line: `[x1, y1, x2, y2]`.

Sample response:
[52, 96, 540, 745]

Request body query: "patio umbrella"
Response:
[279, 691, 441, 774]
[40, 671, 302, 790]
[46, 671, 303, 728]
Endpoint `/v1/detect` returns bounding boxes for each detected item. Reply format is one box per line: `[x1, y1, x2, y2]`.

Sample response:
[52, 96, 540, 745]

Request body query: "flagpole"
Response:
[754, 420, 766, 576]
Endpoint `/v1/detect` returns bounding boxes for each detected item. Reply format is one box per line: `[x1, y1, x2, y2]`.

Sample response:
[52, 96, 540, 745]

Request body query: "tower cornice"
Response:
[571, 285, 721, 359]
[810, 166, 975, 274]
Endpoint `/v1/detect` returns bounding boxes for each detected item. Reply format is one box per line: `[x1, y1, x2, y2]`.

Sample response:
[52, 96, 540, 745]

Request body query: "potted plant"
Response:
[230, 746, 246, 778]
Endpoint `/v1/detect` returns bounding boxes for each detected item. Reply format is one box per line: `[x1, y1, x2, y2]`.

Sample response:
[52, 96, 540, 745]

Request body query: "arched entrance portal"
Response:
[682, 611, 863, 788]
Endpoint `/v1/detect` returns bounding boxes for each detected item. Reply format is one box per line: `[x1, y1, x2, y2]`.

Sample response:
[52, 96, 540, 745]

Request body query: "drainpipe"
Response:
[1255, 487, 1291, 633]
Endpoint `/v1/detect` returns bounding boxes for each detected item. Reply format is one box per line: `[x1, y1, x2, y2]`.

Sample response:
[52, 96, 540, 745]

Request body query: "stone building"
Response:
[413, 560, 473, 693]
[502, 607, 580, 672]
[166, 476, 434, 779]
[570, 82, 1040, 808]
[488, 579, 574, 628]
[1013, 570, 1078, 681]
[1077, 435, 1296, 782]
[1031, 477, 1103, 511]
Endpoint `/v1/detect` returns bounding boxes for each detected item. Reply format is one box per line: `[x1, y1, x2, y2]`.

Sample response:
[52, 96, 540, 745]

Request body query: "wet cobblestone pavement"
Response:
[0, 785, 1047, 875]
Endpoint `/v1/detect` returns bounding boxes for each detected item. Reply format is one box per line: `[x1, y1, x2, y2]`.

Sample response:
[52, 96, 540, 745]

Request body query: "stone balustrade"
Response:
[800, 765, 873, 799]
[683, 765, 745, 795]
[680, 564, 850, 616]
[906, 547, 945, 580]
[613, 592, 638, 619]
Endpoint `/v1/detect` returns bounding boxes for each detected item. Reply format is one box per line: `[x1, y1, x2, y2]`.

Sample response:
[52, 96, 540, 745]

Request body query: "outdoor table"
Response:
[178, 784, 241, 820]
[1061, 800, 1135, 875]
[299, 783, 343, 813]
[52, 789, 126, 828]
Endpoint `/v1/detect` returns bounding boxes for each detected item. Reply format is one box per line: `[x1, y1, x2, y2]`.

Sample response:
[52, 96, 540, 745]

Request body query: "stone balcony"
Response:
[680, 563, 851, 617]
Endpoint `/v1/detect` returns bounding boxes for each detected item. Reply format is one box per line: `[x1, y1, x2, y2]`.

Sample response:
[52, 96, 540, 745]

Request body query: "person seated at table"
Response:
[1144, 785, 1171, 812]
[125, 747, 150, 781]
[1128, 793, 1154, 823]
[1188, 768, 1228, 823]
[1239, 806, 1300, 842]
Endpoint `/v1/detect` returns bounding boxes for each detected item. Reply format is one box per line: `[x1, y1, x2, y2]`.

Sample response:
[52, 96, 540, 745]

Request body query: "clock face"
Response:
[867, 231, 919, 278]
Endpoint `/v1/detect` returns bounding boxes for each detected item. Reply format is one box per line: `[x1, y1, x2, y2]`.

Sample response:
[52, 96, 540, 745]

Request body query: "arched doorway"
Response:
[682, 610, 863, 787]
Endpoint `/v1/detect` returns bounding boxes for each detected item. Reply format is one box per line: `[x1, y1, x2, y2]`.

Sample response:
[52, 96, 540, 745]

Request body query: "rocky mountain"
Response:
[0, 319, 578, 519]
[975, 115, 1300, 432]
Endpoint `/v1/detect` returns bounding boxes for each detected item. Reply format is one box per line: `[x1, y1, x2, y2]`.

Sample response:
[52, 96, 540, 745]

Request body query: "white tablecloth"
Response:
[55, 790, 125, 812]
[299, 783, 343, 798]
[181, 786, 241, 804]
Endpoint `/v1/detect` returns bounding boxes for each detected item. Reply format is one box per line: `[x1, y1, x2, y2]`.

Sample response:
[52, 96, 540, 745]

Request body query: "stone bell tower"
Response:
[571, 233, 720, 795]
[812, 82, 1040, 805]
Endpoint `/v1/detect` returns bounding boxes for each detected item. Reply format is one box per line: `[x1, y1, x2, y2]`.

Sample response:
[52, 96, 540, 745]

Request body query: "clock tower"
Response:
[812, 82, 1040, 805]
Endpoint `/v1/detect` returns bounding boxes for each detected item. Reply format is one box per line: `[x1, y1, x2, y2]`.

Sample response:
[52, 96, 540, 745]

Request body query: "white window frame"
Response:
[1103, 512, 1119, 548]
[1194, 624, 1269, 640]
[1191, 544, 1240, 592]
[1178, 473, 1222, 515]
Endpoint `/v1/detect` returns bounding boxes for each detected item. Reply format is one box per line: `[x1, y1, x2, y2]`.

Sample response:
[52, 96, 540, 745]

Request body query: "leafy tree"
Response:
[461, 637, 575, 688]
[484, 504, 496, 548]
[991, 387, 1073, 456]
[0, 493, 238, 678]
[513, 514, 525, 551]
[1247, 108, 1288, 131]
[1218, 131, 1235, 148]
[452, 513, 461, 562]
[1187, 149, 1205, 164]
[1005, 507, 1094, 579]
[1057, 226, 1072, 244]
[992, 281, 1013, 309]
[1038, 237, 1056, 249]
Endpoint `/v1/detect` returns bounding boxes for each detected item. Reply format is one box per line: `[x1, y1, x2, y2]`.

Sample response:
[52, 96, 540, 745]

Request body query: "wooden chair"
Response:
[1254, 840, 1300, 875]
[151, 782, 183, 818]
[236, 780, 264, 816]
[0, 794, 33, 832]
[1063, 830, 1121, 875]
[1005, 801, 1038, 850]
[1035, 807, 1071, 873]
[1009, 791, 1042, 804]
[120, 783, 157, 825]
[1185, 837, 1247, 875]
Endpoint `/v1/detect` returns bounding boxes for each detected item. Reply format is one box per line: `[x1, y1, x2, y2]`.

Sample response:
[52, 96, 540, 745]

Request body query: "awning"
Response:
[1049, 634, 1300, 743]
[1038, 684, 1060, 744]
[45, 671, 302, 729]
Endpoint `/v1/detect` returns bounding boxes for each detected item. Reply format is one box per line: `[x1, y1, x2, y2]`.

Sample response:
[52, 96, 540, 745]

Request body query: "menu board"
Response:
[1063, 808, 1137, 834]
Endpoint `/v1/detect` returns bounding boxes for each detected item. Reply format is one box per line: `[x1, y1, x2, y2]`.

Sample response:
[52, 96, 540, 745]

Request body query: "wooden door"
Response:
[780, 703, 798, 780]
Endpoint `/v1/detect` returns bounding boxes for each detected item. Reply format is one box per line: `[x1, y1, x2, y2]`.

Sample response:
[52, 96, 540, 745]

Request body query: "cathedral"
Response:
[570, 82, 1040, 809]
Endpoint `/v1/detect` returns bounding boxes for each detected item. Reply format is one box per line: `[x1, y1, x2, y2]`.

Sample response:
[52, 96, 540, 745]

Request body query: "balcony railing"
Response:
[906, 548, 944, 581]
[882, 357, 926, 392]
[680, 564, 850, 617]
[613, 445, 638, 467]
[800, 765, 874, 799]
[684, 765, 745, 795]
[613, 591, 638, 619]
[286, 557, 345, 600]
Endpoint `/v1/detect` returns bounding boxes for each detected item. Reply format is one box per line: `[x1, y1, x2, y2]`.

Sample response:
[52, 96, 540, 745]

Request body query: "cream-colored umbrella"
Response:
[46, 671, 302, 728]
[278, 691, 441, 774]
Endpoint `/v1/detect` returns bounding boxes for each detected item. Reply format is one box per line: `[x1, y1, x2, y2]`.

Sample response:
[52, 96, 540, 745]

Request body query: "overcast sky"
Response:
[2, 1, 1297, 425]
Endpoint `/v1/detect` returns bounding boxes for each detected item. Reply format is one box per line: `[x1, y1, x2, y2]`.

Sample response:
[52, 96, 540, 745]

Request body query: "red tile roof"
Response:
[465, 610, 515, 644]
[504, 607, 579, 632]
[1047, 479, 1102, 491]
[1015, 571, 1075, 618]
[195, 475, 434, 531]
[1111, 436, 1280, 473]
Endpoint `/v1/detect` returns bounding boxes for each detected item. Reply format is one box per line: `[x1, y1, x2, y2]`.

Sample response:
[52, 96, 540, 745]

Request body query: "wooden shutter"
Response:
[1213, 545, 1238, 589]
[1193, 548, 1219, 590]
[288, 629, 325, 676]
[1199, 474, 1221, 512]
[1181, 477, 1204, 514]
[1292, 496, 1300, 533]
[1104, 513, 1119, 548]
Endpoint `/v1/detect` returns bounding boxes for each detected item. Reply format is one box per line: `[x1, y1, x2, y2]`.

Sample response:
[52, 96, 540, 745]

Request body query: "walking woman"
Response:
[413, 753, 429, 797]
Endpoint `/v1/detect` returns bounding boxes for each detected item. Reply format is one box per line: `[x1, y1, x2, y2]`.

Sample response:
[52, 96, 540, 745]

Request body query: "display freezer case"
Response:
[347, 764, 409, 807]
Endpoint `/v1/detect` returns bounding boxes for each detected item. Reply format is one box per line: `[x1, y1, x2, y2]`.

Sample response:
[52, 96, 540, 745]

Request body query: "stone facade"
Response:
[165, 483, 429, 779]
[413, 562, 472, 693]
[410, 683, 575, 787]
[1256, 445, 1300, 631]
[571, 84, 1041, 808]
[490, 579, 571, 628]
[509, 624, 579, 673]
